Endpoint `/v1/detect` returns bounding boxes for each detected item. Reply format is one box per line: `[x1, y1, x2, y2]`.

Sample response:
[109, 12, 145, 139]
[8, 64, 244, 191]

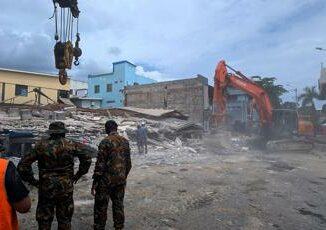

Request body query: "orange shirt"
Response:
[0, 159, 19, 230]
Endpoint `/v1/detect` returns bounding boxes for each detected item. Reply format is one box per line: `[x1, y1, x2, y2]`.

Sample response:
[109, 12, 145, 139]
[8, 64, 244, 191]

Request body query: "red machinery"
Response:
[212, 60, 314, 151]
[212, 60, 272, 128]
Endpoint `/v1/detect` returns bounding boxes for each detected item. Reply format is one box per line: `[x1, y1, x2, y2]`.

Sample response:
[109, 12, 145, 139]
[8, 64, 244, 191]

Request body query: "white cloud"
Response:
[0, 0, 326, 102]
[135, 66, 173, 82]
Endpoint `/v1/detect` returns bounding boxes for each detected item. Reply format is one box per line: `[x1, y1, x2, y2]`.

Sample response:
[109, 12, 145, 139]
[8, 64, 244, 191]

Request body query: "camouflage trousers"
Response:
[94, 184, 126, 230]
[36, 193, 74, 230]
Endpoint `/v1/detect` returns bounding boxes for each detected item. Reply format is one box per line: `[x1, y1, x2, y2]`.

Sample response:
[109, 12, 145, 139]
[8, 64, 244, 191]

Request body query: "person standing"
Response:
[136, 124, 143, 153]
[139, 121, 148, 154]
[92, 120, 132, 230]
[0, 145, 31, 230]
[17, 122, 91, 230]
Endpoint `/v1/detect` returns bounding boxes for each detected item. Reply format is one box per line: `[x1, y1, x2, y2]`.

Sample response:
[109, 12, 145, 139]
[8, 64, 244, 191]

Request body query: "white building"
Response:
[70, 79, 88, 98]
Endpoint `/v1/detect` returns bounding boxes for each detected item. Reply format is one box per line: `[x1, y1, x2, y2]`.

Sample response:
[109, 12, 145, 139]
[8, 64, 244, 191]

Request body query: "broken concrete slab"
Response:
[175, 122, 204, 139]
[54, 111, 66, 120]
[8, 108, 20, 117]
[116, 107, 188, 120]
[41, 110, 55, 120]
[20, 109, 32, 120]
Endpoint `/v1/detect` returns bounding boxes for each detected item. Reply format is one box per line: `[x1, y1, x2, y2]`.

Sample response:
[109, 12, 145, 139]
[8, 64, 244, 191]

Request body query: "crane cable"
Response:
[70, 16, 74, 41]
[54, 4, 58, 40]
[60, 8, 63, 41]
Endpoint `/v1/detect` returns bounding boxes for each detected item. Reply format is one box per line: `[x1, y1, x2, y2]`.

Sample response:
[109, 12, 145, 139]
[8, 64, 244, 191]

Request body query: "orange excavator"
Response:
[212, 60, 314, 151]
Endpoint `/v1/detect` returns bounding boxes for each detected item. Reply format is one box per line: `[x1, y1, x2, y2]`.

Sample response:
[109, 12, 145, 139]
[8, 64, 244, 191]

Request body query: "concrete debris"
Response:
[116, 107, 188, 120]
[2, 106, 326, 230]
[54, 111, 66, 120]
[0, 106, 204, 159]
[175, 122, 204, 139]
[58, 97, 76, 107]
[20, 109, 32, 120]
[8, 108, 20, 117]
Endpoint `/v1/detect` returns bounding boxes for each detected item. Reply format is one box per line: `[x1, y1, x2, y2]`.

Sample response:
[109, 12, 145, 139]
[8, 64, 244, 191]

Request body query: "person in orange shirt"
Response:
[0, 145, 31, 230]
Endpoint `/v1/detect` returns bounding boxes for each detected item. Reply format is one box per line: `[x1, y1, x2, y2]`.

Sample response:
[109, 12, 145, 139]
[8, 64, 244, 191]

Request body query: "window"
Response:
[107, 100, 115, 104]
[107, 84, 112, 92]
[114, 81, 118, 84]
[15, 85, 28, 96]
[94, 85, 100, 94]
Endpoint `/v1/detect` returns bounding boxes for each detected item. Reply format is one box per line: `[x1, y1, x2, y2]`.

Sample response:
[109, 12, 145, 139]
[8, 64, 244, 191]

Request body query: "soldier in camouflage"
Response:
[18, 121, 92, 230]
[92, 120, 132, 230]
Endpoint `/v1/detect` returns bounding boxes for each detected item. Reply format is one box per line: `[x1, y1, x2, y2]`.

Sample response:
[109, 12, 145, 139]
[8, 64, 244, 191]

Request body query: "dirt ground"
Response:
[17, 134, 326, 230]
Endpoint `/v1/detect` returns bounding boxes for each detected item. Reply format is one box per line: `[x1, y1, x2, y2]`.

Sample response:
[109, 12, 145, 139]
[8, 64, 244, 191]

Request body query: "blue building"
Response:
[88, 61, 156, 108]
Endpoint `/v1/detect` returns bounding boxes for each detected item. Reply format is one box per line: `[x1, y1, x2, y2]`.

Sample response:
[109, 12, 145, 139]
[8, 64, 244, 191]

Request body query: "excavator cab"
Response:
[270, 109, 299, 139]
[270, 109, 314, 139]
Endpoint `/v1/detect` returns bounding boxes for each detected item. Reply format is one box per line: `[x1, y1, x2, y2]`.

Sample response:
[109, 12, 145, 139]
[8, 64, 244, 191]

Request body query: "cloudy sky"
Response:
[0, 0, 326, 101]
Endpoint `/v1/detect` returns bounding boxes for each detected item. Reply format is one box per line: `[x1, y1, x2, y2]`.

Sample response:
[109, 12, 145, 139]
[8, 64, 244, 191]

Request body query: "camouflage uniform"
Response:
[92, 132, 131, 230]
[18, 122, 92, 230]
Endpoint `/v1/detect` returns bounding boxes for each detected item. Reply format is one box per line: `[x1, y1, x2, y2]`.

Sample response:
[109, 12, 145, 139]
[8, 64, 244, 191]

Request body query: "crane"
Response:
[51, 0, 82, 85]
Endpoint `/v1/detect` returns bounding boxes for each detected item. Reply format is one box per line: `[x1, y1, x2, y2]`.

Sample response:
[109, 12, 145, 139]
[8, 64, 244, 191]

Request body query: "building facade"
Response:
[125, 75, 210, 124]
[70, 79, 88, 98]
[226, 87, 251, 124]
[0, 68, 70, 105]
[88, 61, 156, 108]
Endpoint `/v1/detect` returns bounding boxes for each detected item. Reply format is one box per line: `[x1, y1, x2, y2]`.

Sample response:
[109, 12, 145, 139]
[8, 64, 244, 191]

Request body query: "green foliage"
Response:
[298, 86, 319, 108]
[252, 76, 288, 108]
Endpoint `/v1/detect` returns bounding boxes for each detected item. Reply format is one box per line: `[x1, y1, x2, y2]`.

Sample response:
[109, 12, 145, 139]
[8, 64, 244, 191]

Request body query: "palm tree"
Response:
[298, 86, 320, 108]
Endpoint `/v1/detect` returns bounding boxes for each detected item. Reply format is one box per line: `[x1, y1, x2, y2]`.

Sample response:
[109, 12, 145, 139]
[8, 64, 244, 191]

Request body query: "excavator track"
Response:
[266, 138, 314, 152]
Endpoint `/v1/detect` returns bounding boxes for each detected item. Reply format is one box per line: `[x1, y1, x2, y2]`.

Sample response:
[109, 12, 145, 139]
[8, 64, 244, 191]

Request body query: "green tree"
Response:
[252, 76, 288, 108]
[298, 86, 319, 108]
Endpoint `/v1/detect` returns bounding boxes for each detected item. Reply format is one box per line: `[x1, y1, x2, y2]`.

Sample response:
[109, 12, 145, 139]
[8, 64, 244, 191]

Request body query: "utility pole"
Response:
[295, 88, 298, 109]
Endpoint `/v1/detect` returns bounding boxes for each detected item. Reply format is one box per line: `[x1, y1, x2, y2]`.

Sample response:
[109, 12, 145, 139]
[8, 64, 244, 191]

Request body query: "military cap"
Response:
[105, 120, 118, 131]
[48, 121, 69, 134]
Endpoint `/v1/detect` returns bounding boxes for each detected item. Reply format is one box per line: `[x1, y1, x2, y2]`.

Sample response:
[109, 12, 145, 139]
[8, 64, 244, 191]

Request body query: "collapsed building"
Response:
[124, 75, 212, 125]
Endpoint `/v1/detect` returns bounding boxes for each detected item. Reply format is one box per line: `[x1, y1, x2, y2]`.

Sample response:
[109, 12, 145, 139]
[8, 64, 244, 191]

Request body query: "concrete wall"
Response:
[0, 68, 70, 105]
[125, 75, 209, 124]
[88, 61, 156, 108]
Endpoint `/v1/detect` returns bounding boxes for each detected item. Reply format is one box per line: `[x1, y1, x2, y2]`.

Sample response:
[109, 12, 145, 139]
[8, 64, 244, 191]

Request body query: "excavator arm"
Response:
[212, 60, 314, 152]
[213, 60, 273, 127]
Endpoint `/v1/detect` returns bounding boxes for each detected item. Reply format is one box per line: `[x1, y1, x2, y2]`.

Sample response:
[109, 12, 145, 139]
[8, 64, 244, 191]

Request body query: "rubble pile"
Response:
[0, 107, 205, 164]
